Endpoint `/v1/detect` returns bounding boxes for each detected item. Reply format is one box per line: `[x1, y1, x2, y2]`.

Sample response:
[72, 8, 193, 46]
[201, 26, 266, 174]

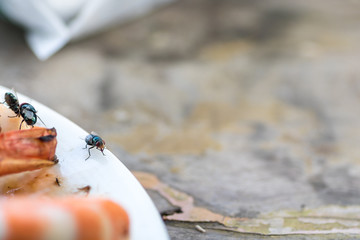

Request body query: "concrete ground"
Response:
[2, 0, 360, 239]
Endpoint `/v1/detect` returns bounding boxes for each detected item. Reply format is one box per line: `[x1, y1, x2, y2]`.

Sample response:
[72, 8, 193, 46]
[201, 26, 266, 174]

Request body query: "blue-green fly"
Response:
[84, 132, 106, 160]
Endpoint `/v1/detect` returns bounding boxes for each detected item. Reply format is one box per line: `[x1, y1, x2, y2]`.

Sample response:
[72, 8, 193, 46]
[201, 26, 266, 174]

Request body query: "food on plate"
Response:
[0, 196, 130, 240]
[0, 90, 131, 240]
[0, 127, 58, 176]
[0, 155, 56, 177]
[0, 127, 57, 160]
[0, 92, 57, 176]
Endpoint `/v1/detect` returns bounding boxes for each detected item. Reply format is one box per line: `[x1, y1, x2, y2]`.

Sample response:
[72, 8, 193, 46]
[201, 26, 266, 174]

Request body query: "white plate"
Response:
[0, 86, 169, 240]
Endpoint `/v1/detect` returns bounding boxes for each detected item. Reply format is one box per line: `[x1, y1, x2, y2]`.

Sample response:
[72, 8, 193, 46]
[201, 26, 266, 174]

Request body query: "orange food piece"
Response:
[0, 196, 130, 240]
[0, 128, 57, 160]
[5, 200, 50, 240]
[99, 199, 130, 239]
[0, 156, 56, 176]
[0, 128, 57, 176]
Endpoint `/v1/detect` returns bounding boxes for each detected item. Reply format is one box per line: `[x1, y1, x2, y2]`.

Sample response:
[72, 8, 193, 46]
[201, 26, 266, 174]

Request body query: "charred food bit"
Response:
[55, 177, 61, 187]
[84, 132, 106, 160]
[77, 185, 92, 195]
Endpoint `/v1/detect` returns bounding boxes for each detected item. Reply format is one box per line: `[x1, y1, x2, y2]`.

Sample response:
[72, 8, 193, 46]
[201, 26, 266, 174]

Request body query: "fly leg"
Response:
[85, 146, 95, 160]
[96, 146, 106, 156]
[99, 148, 106, 156]
[19, 119, 24, 130]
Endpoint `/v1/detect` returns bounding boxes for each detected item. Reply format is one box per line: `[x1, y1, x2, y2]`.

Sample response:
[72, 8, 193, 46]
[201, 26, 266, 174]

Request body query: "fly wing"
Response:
[11, 88, 20, 105]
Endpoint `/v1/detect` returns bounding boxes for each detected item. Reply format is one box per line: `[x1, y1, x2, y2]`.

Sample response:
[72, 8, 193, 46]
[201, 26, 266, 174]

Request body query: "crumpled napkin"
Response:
[0, 0, 174, 60]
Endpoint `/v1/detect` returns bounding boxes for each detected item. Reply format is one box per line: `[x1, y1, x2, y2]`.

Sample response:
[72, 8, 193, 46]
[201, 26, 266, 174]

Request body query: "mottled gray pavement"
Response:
[2, 0, 360, 239]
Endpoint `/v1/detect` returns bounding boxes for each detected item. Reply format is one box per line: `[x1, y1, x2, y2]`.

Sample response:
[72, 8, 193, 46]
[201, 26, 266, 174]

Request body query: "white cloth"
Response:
[0, 0, 174, 60]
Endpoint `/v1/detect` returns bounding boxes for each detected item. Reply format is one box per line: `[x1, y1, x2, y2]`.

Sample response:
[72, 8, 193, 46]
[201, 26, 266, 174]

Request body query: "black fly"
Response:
[2, 92, 45, 129]
[2, 92, 20, 116]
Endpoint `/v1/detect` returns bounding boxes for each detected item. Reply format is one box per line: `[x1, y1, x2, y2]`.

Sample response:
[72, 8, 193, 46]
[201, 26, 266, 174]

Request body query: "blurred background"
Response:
[2, 0, 360, 239]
